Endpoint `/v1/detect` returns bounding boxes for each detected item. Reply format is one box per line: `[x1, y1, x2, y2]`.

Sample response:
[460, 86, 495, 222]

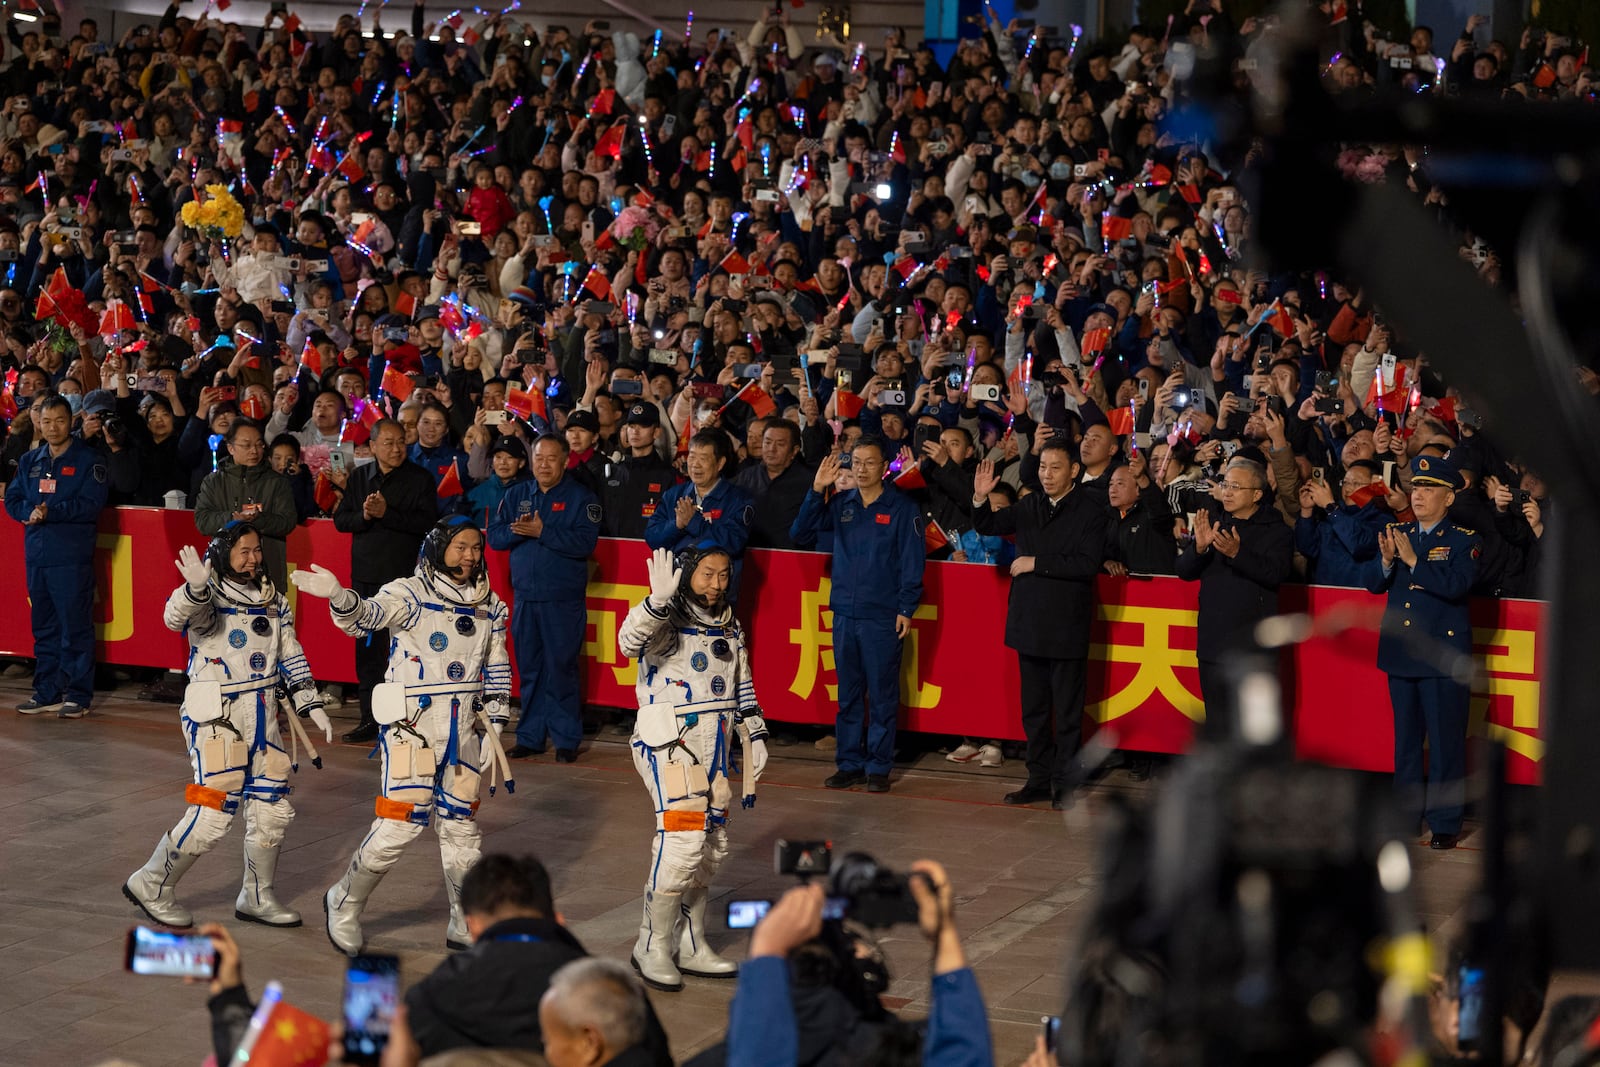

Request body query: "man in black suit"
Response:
[332, 419, 439, 741]
[972, 441, 1113, 809]
[735, 420, 813, 549]
[1175, 456, 1294, 741]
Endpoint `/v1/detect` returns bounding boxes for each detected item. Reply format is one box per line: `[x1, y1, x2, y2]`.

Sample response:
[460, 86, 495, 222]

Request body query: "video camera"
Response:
[726, 840, 922, 930]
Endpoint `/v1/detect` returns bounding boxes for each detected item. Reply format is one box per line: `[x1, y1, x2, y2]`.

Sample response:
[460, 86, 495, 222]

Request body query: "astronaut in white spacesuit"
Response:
[123, 521, 334, 930]
[291, 514, 513, 955]
[620, 544, 770, 991]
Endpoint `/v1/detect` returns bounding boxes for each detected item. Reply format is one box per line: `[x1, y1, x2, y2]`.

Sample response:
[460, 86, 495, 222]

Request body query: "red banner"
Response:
[0, 509, 1545, 784]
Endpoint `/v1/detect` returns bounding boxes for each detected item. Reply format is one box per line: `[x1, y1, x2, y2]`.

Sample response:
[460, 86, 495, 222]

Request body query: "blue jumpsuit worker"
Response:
[4, 394, 110, 717]
[1364, 453, 1480, 850]
[489, 433, 600, 762]
[790, 436, 925, 792]
[645, 430, 754, 596]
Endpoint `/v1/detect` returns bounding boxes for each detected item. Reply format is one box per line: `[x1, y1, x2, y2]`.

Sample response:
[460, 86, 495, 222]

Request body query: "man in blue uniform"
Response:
[1364, 454, 1480, 850]
[489, 434, 601, 762]
[5, 394, 110, 718]
[645, 431, 754, 592]
[790, 436, 925, 793]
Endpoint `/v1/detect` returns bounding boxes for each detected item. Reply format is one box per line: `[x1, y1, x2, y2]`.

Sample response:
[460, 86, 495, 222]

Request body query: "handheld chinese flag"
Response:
[834, 390, 866, 419]
[1260, 301, 1294, 338]
[594, 123, 626, 160]
[381, 364, 415, 401]
[1080, 327, 1112, 358]
[340, 399, 382, 445]
[394, 291, 418, 319]
[1176, 184, 1203, 205]
[282, 12, 301, 33]
[437, 460, 464, 498]
[924, 519, 950, 555]
[591, 88, 616, 116]
[738, 382, 777, 417]
[583, 270, 614, 303]
[299, 338, 324, 377]
[242, 996, 329, 1067]
[894, 464, 926, 491]
[1349, 483, 1390, 509]
[313, 471, 339, 513]
[505, 386, 547, 422]
[1101, 215, 1133, 243]
[719, 251, 750, 275]
[98, 301, 137, 334]
[1105, 407, 1136, 436]
[337, 153, 364, 182]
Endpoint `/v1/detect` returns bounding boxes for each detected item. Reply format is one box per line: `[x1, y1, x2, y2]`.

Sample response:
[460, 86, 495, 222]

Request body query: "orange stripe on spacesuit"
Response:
[662, 810, 708, 832]
[185, 784, 230, 810]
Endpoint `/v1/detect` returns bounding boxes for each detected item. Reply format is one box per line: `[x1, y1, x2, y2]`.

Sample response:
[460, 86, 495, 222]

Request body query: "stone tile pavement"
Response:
[0, 678, 1489, 1066]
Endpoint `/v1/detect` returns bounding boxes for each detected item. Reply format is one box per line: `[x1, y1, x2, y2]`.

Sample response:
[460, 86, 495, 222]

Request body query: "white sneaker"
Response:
[977, 744, 1004, 767]
[946, 742, 981, 763]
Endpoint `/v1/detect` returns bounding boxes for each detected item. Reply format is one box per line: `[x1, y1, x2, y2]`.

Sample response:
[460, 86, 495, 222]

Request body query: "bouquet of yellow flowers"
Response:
[180, 184, 245, 241]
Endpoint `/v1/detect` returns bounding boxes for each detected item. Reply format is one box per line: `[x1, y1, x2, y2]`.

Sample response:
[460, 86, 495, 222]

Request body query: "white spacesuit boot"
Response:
[438, 817, 481, 951]
[123, 833, 202, 928]
[632, 889, 685, 992]
[676, 885, 738, 977]
[235, 798, 300, 927]
[325, 818, 420, 956]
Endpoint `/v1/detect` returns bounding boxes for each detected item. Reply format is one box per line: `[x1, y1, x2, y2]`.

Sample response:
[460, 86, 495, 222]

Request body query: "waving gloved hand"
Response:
[290, 564, 345, 601]
[646, 546, 682, 608]
[175, 544, 212, 592]
[306, 704, 333, 743]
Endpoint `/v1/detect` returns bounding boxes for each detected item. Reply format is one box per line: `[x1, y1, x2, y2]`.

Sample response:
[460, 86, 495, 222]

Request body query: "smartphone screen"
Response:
[726, 899, 771, 929]
[1456, 965, 1484, 1051]
[125, 926, 217, 978]
[342, 954, 401, 1066]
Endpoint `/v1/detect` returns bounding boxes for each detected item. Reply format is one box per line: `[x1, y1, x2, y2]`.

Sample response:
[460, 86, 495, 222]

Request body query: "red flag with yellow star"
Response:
[247, 998, 329, 1067]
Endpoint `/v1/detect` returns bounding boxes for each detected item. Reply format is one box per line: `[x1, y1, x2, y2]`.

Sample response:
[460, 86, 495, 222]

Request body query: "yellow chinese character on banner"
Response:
[788, 580, 941, 707]
[1470, 626, 1541, 763]
[94, 533, 134, 642]
[585, 578, 650, 687]
[1087, 604, 1204, 722]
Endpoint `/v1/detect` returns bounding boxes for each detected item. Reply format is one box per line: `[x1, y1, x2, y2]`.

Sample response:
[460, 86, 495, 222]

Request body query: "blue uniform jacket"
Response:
[1364, 519, 1480, 679]
[4, 439, 109, 564]
[410, 441, 475, 514]
[1294, 502, 1388, 587]
[643, 478, 755, 559]
[790, 484, 925, 620]
[487, 475, 601, 601]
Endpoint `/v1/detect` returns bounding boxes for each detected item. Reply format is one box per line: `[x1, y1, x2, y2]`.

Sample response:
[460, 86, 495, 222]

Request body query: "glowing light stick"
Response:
[684, 11, 693, 43]
[370, 80, 388, 106]
[652, 30, 661, 58]
[274, 106, 298, 136]
[638, 117, 656, 170]
[1065, 25, 1084, 66]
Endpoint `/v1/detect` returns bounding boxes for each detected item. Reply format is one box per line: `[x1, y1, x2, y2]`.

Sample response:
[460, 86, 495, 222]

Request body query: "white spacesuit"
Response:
[292, 515, 513, 955]
[123, 522, 333, 930]
[620, 546, 769, 992]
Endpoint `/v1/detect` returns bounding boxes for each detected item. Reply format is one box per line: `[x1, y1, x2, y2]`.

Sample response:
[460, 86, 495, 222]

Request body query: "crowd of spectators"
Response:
[0, 0, 1585, 712]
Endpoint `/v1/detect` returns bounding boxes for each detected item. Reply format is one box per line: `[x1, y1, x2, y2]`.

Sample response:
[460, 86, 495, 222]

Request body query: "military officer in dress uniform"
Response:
[603, 403, 680, 538]
[1364, 453, 1481, 850]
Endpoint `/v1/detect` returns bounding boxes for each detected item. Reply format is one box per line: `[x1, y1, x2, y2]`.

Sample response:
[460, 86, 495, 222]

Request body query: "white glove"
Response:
[175, 544, 212, 592]
[308, 706, 333, 743]
[289, 563, 345, 601]
[746, 738, 769, 783]
[646, 546, 681, 607]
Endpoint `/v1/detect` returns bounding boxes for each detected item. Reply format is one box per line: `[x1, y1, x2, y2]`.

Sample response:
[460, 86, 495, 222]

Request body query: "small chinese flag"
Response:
[591, 88, 616, 116]
[34, 290, 57, 322]
[1260, 301, 1293, 337]
[299, 338, 323, 377]
[1176, 184, 1203, 205]
[505, 386, 546, 421]
[735, 116, 754, 151]
[720, 251, 750, 275]
[313, 471, 339, 513]
[1080, 327, 1112, 357]
[1348, 483, 1389, 509]
[0, 389, 16, 423]
[462, 25, 480, 45]
[1214, 288, 1243, 306]
[341, 399, 382, 445]
[381, 364, 414, 401]
[244, 998, 329, 1067]
[834, 390, 865, 419]
[394, 291, 417, 319]
[1533, 63, 1556, 89]
[923, 520, 949, 554]
[1149, 163, 1173, 184]
[282, 12, 301, 33]
[1105, 407, 1135, 436]
[137, 291, 155, 316]
[1157, 277, 1188, 296]
[47, 267, 71, 299]
[437, 460, 463, 498]
[337, 154, 364, 182]
[98, 302, 137, 334]
[693, 150, 712, 172]
[1101, 216, 1133, 242]
[894, 464, 926, 491]
[216, 0, 231, 9]
[583, 270, 614, 303]
[739, 383, 776, 417]
[594, 124, 625, 160]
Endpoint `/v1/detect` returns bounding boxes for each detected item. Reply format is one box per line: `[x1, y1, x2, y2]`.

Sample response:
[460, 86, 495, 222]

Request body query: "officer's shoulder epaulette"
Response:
[1455, 526, 1476, 536]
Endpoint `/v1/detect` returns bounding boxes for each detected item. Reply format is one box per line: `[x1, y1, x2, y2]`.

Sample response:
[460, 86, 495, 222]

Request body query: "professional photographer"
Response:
[721, 858, 992, 1067]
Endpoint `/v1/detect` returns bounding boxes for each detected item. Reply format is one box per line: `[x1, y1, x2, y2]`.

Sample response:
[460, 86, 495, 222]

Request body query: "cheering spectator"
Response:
[194, 418, 297, 591]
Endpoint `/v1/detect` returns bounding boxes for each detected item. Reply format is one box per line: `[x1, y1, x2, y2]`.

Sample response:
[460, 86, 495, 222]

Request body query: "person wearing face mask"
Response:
[618, 545, 770, 992]
[122, 523, 333, 931]
[291, 515, 515, 953]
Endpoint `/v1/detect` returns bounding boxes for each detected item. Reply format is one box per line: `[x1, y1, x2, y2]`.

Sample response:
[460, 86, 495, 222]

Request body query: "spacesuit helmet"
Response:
[676, 541, 733, 612]
[206, 520, 265, 588]
[420, 514, 487, 587]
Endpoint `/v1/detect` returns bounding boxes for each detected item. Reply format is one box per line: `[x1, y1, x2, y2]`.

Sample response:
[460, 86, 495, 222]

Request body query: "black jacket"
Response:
[1108, 484, 1178, 575]
[602, 452, 680, 538]
[736, 460, 813, 550]
[404, 916, 672, 1066]
[923, 456, 978, 541]
[1176, 505, 1294, 661]
[333, 459, 439, 584]
[973, 488, 1110, 659]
